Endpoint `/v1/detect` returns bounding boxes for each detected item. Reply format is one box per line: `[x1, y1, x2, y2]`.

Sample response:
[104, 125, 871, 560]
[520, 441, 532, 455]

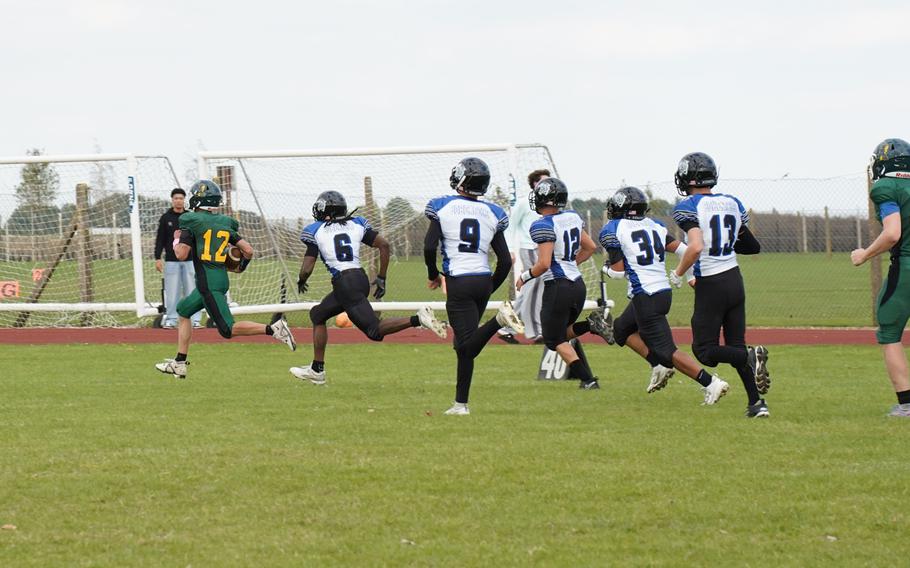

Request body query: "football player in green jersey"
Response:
[851, 138, 910, 416]
[155, 180, 296, 379]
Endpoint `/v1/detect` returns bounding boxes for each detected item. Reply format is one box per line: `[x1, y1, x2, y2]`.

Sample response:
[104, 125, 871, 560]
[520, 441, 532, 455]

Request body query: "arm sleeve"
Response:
[733, 225, 761, 255]
[300, 223, 318, 246]
[154, 215, 166, 259]
[424, 199, 440, 221]
[879, 201, 900, 221]
[530, 219, 556, 243]
[607, 249, 624, 265]
[229, 232, 243, 245]
[489, 230, 512, 292]
[673, 201, 700, 232]
[495, 208, 509, 233]
[178, 229, 195, 247]
[423, 218, 442, 280]
[362, 229, 378, 246]
[304, 242, 319, 258]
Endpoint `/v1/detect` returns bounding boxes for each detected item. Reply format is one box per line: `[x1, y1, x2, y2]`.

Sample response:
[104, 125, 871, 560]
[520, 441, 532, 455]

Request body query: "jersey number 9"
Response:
[458, 219, 480, 253]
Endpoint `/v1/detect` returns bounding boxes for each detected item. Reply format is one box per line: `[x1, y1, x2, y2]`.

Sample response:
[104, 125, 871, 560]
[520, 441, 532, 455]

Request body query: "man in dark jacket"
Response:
[154, 188, 202, 328]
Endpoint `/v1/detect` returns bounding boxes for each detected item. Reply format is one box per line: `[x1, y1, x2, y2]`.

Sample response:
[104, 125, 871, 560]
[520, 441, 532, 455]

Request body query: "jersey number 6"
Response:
[333, 234, 354, 261]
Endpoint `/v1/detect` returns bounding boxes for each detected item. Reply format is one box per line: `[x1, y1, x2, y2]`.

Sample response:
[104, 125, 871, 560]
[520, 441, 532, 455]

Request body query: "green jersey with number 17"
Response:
[178, 211, 241, 270]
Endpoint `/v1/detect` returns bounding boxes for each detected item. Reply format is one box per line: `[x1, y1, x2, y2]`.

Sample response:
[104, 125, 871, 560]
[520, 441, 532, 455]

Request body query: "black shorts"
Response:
[691, 266, 746, 353]
[310, 268, 382, 340]
[540, 278, 586, 348]
[445, 274, 494, 349]
[613, 289, 676, 365]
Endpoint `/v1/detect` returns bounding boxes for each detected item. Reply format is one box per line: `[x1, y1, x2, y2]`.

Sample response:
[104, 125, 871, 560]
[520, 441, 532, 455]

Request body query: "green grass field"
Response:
[1, 342, 907, 566]
[0, 252, 882, 328]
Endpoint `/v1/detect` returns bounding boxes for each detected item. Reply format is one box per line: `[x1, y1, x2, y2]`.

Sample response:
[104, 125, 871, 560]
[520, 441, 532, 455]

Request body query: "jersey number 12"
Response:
[200, 229, 230, 263]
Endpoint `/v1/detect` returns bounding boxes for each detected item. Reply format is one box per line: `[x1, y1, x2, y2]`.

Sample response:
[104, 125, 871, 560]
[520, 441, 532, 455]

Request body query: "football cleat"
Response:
[495, 301, 525, 335]
[587, 308, 615, 345]
[155, 358, 188, 379]
[270, 318, 297, 351]
[887, 403, 910, 418]
[745, 399, 770, 418]
[290, 365, 326, 385]
[579, 379, 601, 390]
[749, 345, 771, 394]
[417, 305, 448, 339]
[647, 364, 675, 393]
[443, 402, 470, 416]
[702, 376, 729, 405]
[496, 330, 520, 344]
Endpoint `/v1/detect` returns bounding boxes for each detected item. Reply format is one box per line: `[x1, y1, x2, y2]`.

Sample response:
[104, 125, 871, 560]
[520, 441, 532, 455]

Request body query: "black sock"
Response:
[569, 360, 595, 383]
[735, 364, 761, 405]
[312, 360, 325, 373]
[455, 355, 474, 404]
[572, 321, 590, 336]
[409, 315, 420, 327]
[265, 325, 274, 336]
[645, 352, 662, 367]
[695, 370, 712, 387]
[175, 353, 187, 362]
[898, 390, 910, 405]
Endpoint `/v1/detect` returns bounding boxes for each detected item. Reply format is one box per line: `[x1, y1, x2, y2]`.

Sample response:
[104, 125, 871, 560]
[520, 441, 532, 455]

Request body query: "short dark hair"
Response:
[527, 169, 551, 188]
[170, 188, 186, 197]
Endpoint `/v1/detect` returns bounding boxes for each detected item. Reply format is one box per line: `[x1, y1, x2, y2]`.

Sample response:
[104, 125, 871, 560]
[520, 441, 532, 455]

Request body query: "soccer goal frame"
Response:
[197, 143, 605, 315]
[0, 153, 179, 322]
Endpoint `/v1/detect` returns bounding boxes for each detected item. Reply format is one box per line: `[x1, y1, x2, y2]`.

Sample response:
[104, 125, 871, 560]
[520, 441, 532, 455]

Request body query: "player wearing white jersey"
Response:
[518, 178, 604, 390]
[671, 152, 770, 418]
[600, 187, 730, 404]
[289, 191, 446, 385]
[424, 158, 523, 415]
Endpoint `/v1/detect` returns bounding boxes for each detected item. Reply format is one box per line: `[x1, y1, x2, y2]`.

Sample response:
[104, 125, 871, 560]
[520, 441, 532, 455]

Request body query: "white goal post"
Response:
[0, 153, 180, 326]
[197, 142, 602, 316]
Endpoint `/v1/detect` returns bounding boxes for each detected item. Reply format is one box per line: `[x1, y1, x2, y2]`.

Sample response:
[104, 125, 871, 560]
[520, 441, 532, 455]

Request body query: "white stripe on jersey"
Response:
[425, 195, 508, 277]
[600, 217, 671, 296]
[672, 193, 748, 277]
[300, 217, 372, 277]
[530, 211, 584, 282]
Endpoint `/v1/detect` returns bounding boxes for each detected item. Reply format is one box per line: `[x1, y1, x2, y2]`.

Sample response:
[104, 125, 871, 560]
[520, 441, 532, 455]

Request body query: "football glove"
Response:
[373, 276, 386, 299]
[237, 257, 251, 273]
[669, 270, 683, 288]
[297, 278, 308, 295]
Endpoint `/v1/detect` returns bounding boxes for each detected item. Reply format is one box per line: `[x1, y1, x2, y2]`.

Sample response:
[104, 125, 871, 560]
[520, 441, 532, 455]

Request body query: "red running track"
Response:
[0, 327, 901, 345]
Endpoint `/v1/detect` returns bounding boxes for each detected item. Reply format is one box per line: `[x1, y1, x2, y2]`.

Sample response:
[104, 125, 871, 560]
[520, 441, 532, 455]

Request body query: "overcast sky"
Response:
[2, 0, 908, 198]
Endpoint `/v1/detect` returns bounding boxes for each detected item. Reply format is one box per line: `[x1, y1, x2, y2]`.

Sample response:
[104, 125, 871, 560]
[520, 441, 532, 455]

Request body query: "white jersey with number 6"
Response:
[425, 195, 509, 277]
[672, 193, 749, 278]
[300, 216, 373, 278]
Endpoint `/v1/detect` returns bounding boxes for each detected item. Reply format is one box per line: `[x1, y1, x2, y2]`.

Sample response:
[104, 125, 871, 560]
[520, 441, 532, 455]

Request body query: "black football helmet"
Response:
[449, 157, 491, 196]
[674, 152, 718, 196]
[188, 179, 223, 210]
[870, 138, 910, 181]
[529, 177, 569, 212]
[607, 187, 649, 220]
[312, 191, 348, 221]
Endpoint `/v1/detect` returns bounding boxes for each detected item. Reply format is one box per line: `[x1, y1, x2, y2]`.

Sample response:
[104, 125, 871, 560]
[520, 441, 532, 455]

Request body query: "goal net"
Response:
[0, 153, 180, 327]
[197, 143, 602, 317]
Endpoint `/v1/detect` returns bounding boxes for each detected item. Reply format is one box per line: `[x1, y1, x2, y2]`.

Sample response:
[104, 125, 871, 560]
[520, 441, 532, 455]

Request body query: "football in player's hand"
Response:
[225, 246, 243, 273]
